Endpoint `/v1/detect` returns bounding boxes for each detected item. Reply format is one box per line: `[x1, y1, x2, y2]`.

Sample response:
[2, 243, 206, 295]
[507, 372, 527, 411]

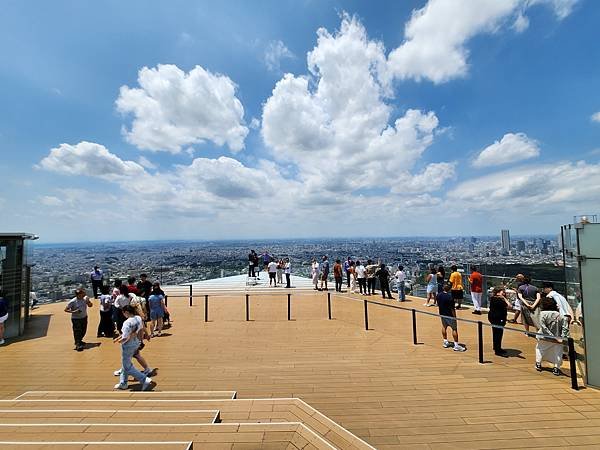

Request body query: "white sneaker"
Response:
[141, 377, 155, 391]
[453, 345, 466, 352]
[443, 341, 453, 348]
[113, 369, 122, 376]
[114, 383, 128, 390]
[0, 339, 5, 345]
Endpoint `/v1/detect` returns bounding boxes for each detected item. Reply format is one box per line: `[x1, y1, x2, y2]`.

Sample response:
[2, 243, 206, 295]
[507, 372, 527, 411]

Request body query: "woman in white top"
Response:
[311, 259, 320, 290]
[113, 305, 155, 391]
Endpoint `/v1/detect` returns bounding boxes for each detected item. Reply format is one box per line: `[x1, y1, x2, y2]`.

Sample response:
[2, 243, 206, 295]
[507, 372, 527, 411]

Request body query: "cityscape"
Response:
[31, 230, 563, 302]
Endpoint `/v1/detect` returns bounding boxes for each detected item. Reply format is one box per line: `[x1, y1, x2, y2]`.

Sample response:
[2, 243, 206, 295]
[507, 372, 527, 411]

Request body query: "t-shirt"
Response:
[469, 271, 483, 293]
[99, 294, 113, 312]
[436, 292, 455, 317]
[395, 270, 406, 282]
[518, 284, 538, 302]
[0, 297, 7, 317]
[148, 294, 164, 312]
[127, 284, 139, 295]
[449, 271, 463, 290]
[137, 280, 153, 298]
[488, 296, 508, 323]
[321, 260, 330, 275]
[547, 291, 572, 318]
[333, 263, 343, 278]
[355, 265, 366, 278]
[90, 269, 103, 281]
[268, 261, 277, 273]
[67, 297, 89, 319]
[121, 315, 142, 340]
[114, 294, 131, 309]
[284, 262, 291, 274]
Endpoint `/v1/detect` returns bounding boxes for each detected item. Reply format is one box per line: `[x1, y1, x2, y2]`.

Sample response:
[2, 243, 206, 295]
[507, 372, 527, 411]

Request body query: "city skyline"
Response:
[1, 1, 599, 242]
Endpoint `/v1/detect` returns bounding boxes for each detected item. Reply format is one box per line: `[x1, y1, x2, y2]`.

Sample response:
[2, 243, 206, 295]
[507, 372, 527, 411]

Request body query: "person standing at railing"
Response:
[543, 283, 572, 327]
[320, 256, 330, 291]
[284, 258, 291, 288]
[488, 287, 511, 357]
[276, 259, 284, 286]
[536, 297, 568, 376]
[449, 265, 464, 310]
[365, 260, 378, 296]
[424, 267, 437, 307]
[375, 263, 394, 299]
[395, 265, 406, 302]
[333, 259, 343, 292]
[355, 261, 367, 295]
[509, 274, 525, 325]
[343, 257, 352, 288]
[518, 276, 541, 333]
[436, 265, 445, 298]
[248, 250, 257, 278]
[436, 283, 466, 352]
[268, 259, 278, 287]
[349, 261, 357, 293]
[469, 266, 483, 315]
[311, 259, 320, 290]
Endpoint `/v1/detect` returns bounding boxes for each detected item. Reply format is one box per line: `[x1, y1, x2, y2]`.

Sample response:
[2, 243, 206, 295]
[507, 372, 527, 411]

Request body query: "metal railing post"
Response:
[412, 309, 418, 345]
[363, 300, 369, 330]
[327, 292, 332, 320]
[478, 321, 484, 364]
[287, 293, 291, 321]
[245, 294, 250, 321]
[189, 284, 193, 307]
[568, 337, 579, 390]
[204, 295, 209, 322]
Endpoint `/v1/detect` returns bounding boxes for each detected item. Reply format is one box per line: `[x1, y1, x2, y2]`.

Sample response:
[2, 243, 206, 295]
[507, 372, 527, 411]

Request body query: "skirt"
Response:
[521, 306, 540, 328]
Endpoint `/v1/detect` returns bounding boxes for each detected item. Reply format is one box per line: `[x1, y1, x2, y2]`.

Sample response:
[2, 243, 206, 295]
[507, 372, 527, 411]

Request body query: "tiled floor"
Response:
[1, 286, 598, 449]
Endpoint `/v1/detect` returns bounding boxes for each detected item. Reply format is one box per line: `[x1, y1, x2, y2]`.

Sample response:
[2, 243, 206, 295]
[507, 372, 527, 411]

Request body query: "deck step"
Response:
[15, 390, 237, 400]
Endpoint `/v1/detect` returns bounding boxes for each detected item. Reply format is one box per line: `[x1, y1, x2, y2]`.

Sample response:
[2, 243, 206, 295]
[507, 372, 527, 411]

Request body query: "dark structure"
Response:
[0, 233, 37, 338]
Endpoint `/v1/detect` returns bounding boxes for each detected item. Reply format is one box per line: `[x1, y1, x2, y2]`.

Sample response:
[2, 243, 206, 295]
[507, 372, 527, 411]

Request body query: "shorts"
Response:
[150, 310, 163, 321]
[426, 284, 437, 294]
[269, 272, 276, 279]
[321, 273, 329, 281]
[0, 313, 8, 324]
[441, 317, 457, 330]
[451, 289, 464, 300]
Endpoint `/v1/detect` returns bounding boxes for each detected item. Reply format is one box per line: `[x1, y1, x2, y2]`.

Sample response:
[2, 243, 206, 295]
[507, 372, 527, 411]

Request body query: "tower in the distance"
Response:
[501, 229, 511, 254]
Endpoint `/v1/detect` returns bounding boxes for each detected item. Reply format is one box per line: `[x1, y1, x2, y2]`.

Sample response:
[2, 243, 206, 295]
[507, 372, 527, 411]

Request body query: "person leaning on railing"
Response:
[536, 297, 569, 376]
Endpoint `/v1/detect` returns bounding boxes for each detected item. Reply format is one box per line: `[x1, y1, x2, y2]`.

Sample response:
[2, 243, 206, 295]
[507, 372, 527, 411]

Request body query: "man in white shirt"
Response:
[395, 265, 406, 302]
[284, 258, 291, 288]
[355, 261, 367, 295]
[543, 283, 572, 325]
[268, 260, 278, 287]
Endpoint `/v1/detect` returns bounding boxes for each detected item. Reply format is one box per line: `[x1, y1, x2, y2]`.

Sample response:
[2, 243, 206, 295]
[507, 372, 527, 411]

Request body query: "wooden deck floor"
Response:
[1, 290, 599, 449]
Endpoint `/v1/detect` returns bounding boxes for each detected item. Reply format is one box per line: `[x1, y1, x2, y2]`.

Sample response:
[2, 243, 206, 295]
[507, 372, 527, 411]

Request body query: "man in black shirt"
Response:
[436, 283, 466, 352]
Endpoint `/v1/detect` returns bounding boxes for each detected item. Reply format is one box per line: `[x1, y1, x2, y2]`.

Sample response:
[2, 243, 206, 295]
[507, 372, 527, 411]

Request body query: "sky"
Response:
[1, 0, 599, 243]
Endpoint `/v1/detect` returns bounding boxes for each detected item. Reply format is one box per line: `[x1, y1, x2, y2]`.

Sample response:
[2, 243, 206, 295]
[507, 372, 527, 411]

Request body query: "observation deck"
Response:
[1, 275, 599, 449]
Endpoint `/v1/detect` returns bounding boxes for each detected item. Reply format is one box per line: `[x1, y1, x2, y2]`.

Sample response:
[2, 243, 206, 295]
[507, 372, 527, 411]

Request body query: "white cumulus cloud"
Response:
[388, 0, 578, 84]
[472, 132, 540, 168]
[116, 64, 249, 153]
[591, 112, 600, 123]
[262, 15, 450, 197]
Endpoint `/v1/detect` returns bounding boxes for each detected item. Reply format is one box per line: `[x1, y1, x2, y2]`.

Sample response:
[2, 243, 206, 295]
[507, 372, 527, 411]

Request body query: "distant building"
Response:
[516, 240, 526, 252]
[501, 229, 511, 254]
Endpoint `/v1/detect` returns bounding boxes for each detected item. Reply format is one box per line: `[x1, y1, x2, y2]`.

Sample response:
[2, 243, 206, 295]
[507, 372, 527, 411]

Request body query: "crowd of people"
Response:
[63, 269, 171, 390]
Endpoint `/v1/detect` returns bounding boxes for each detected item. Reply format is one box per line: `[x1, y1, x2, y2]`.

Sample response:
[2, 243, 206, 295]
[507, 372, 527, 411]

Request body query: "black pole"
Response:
[204, 295, 209, 322]
[164, 294, 168, 307]
[327, 292, 332, 320]
[363, 299, 369, 331]
[189, 284, 193, 307]
[478, 321, 484, 364]
[245, 294, 249, 321]
[287, 293, 291, 321]
[568, 337, 579, 390]
[412, 309, 417, 345]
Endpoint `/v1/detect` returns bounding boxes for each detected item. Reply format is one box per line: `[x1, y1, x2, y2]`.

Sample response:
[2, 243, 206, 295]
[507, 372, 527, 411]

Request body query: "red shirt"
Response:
[469, 271, 483, 293]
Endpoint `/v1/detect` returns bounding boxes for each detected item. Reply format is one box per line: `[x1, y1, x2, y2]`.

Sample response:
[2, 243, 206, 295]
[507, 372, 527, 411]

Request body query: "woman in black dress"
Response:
[488, 286, 512, 356]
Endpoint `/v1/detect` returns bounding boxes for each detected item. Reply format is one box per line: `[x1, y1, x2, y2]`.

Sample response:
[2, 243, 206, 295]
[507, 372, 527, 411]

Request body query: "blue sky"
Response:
[1, 0, 599, 242]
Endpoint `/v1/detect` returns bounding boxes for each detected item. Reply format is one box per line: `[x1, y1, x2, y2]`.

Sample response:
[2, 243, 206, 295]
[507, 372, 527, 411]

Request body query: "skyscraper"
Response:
[501, 229, 511, 253]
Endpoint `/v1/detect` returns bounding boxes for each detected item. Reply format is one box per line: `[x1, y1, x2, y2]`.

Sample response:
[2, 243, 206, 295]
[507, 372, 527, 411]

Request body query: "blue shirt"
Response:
[148, 294, 164, 312]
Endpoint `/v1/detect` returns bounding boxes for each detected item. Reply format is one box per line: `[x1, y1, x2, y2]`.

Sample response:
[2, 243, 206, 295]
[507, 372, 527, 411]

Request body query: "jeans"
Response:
[358, 278, 367, 294]
[71, 317, 87, 346]
[248, 264, 255, 277]
[397, 281, 405, 301]
[91, 280, 103, 298]
[490, 319, 506, 352]
[367, 278, 376, 295]
[380, 280, 392, 299]
[285, 273, 291, 288]
[120, 338, 147, 385]
[346, 272, 350, 287]
[335, 277, 343, 292]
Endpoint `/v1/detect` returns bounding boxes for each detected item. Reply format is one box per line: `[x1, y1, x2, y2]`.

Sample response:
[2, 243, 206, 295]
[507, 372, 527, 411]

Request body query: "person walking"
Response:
[449, 265, 464, 309]
[0, 291, 7, 345]
[333, 259, 343, 292]
[424, 267, 437, 307]
[113, 305, 156, 391]
[97, 285, 115, 338]
[90, 266, 104, 299]
[355, 261, 367, 295]
[488, 286, 512, 356]
[64, 288, 93, 351]
[469, 266, 483, 315]
[284, 258, 291, 288]
[395, 265, 406, 302]
[536, 297, 568, 376]
[436, 283, 466, 352]
[375, 264, 394, 299]
[320, 256, 330, 291]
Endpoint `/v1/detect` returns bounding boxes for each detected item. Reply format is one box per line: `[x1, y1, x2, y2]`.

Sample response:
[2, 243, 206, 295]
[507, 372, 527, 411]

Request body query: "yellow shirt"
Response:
[449, 271, 463, 290]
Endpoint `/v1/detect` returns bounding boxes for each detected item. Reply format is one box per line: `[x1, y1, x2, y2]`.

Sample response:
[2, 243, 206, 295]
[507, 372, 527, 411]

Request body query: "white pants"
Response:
[471, 292, 482, 311]
[536, 339, 563, 367]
